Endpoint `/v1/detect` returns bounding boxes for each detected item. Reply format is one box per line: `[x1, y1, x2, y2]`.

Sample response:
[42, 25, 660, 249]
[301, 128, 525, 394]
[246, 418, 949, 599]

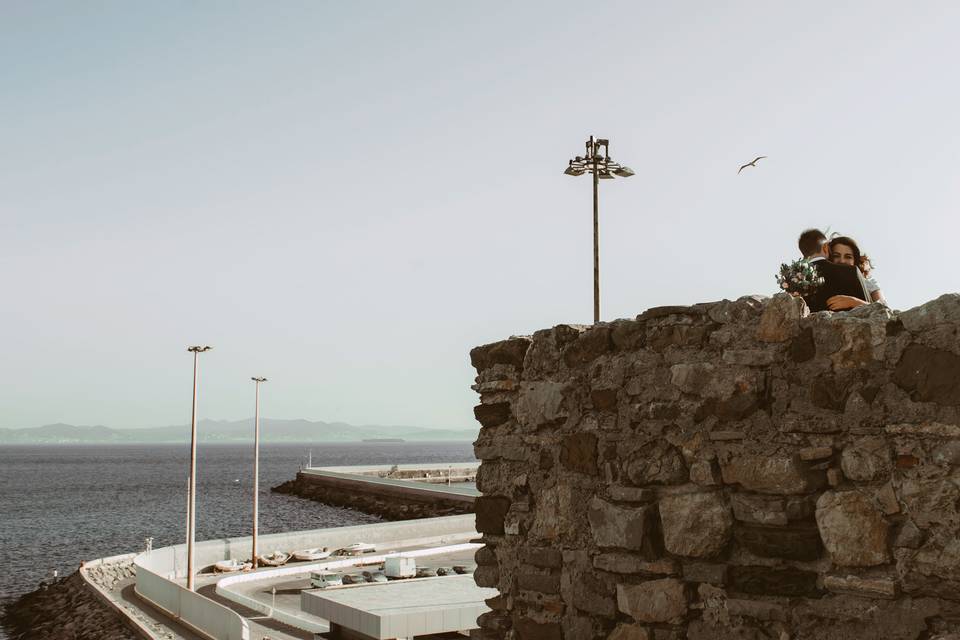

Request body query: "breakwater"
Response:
[272, 465, 477, 520]
[1, 564, 138, 640]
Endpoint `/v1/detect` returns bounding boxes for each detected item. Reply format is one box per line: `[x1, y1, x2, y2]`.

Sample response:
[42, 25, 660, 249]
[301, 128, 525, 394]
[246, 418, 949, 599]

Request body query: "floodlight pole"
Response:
[186, 345, 211, 591]
[592, 152, 600, 324]
[564, 136, 634, 324]
[251, 376, 267, 569]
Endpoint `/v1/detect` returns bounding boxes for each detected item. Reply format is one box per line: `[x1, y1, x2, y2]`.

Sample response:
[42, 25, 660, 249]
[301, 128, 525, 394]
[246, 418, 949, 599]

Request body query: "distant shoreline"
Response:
[0, 438, 475, 446]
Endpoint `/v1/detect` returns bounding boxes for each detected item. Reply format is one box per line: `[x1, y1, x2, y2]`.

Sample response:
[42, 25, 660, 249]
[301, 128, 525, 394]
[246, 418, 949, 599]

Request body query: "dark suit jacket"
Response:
[803, 259, 868, 312]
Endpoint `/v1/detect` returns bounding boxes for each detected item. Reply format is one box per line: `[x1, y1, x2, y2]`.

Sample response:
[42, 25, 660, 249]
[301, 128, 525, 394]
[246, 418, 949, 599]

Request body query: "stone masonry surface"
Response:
[469, 293, 960, 639]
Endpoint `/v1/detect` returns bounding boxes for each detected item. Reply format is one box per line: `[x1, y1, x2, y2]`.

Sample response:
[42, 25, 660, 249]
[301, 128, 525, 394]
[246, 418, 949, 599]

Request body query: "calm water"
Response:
[0, 442, 475, 611]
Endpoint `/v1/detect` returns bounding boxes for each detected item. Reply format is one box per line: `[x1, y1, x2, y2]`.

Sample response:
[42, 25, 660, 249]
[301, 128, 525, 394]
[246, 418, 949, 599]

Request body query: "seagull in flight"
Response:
[738, 156, 767, 174]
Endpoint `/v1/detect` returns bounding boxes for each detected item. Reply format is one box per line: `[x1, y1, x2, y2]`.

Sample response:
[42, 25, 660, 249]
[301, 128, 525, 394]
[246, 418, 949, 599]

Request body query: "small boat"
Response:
[292, 547, 331, 562]
[258, 551, 291, 567]
[334, 543, 377, 556]
[214, 559, 251, 573]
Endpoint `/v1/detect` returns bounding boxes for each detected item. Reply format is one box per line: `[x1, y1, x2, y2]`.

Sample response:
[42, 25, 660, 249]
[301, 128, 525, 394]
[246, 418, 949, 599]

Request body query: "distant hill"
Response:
[0, 418, 478, 444]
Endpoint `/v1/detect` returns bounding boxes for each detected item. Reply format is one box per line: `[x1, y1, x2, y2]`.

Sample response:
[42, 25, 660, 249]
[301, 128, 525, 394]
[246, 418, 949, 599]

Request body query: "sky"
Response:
[2, 1, 959, 430]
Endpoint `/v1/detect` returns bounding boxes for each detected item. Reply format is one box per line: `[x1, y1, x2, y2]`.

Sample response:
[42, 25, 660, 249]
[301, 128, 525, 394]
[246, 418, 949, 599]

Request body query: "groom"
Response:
[797, 228, 868, 312]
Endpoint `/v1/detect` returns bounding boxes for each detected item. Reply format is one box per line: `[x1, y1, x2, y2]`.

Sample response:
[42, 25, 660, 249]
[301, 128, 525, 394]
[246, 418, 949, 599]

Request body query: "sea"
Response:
[0, 441, 475, 634]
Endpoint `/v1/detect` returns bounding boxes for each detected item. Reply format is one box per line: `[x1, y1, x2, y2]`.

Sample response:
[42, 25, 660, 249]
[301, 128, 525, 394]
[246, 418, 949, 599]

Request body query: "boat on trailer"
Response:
[334, 543, 377, 556]
[214, 559, 251, 573]
[292, 547, 332, 562]
[258, 551, 291, 567]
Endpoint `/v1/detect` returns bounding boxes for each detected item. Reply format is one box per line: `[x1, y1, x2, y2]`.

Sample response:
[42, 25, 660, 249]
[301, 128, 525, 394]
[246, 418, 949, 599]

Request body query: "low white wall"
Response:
[133, 515, 476, 640]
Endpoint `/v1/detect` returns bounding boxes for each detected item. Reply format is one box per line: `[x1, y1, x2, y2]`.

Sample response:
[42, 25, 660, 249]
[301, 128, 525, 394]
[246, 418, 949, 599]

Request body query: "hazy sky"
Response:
[3, 2, 959, 430]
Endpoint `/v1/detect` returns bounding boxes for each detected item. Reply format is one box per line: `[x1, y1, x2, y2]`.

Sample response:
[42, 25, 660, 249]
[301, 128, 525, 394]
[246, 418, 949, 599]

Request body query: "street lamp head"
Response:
[251, 377, 267, 383]
[598, 171, 615, 180]
[613, 166, 635, 178]
[564, 166, 585, 176]
[187, 346, 212, 353]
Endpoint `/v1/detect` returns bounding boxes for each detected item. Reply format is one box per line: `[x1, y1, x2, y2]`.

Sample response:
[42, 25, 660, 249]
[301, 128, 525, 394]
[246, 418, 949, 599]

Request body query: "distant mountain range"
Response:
[0, 419, 478, 444]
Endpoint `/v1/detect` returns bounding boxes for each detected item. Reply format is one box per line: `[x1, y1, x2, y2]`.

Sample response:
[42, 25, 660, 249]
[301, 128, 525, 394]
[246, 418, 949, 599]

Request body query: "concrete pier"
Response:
[272, 464, 478, 520]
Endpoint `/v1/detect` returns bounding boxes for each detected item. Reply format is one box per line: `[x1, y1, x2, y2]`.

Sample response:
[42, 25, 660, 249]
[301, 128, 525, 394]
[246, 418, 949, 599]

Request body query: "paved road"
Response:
[108, 578, 205, 640]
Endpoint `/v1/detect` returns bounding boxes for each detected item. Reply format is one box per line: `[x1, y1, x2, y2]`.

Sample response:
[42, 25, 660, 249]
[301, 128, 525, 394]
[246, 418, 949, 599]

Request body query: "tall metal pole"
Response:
[564, 136, 633, 326]
[593, 150, 600, 324]
[251, 377, 267, 569]
[187, 350, 199, 591]
[186, 346, 210, 591]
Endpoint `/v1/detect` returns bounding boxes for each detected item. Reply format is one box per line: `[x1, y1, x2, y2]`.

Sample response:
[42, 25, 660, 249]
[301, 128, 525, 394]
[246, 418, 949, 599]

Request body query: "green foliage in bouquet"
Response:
[776, 260, 825, 296]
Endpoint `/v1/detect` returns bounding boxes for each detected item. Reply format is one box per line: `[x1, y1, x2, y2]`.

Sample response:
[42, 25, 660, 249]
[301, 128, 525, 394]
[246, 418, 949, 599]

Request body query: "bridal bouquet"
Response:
[775, 260, 824, 296]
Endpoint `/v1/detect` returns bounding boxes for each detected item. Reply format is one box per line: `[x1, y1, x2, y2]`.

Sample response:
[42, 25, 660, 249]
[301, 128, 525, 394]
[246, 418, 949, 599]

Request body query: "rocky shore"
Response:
[1, 566, 139, 640]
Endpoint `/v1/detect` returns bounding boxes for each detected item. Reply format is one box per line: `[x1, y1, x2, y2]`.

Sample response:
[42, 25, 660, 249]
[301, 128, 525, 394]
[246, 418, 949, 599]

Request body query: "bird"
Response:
[738, 156, 767, 174]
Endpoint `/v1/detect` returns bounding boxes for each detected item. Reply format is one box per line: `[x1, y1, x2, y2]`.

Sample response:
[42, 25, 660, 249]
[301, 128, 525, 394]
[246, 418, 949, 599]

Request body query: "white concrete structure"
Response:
[133, 515, 478, 640]
[302, 574, 497, 639]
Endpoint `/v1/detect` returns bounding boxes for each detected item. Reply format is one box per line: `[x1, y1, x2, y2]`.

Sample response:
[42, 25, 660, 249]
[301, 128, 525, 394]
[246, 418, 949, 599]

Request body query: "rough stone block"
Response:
[625, 443, 687, 485]
[608, 485, 656, 503]
[523, 547, 562, 569]
[756, 293, 807, 343]
[515, 381, 566, 429]
[659, 491, 733, 559]
[689, 460, 721, 486]
[841, 436, 892, 482]
[815, 490, 890, 567]
[799, 446, 833, 461]
[470, 336, 532, 372]
[900, 294, 960, 332]
[681, 561, 728, 585]
[893, 345, 960, 406]
[670, 363, 755, 400]
[719, 454, 818, 495]
[593, 554, 678, 575]
[874, 482, 900, 515]
[616, 578, 688, 623]
[608, 624, 652, 640]
[474, 564, 500, 588]
[474, 402, 511, 428]
[587, 498, 655, 552]
[563, 326, 612, 367]
[560, 432, 598, 475]
[893, 520, 923, 549]
[517, 572, 560, 595]
[729, 493, 788, 526]
[822, 574, 897, 599]
[511, 616, 563, 640]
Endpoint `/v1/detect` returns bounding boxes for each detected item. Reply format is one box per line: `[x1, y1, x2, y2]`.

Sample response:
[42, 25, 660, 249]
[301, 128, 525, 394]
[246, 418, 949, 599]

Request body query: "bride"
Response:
[825, 235, 886, 310]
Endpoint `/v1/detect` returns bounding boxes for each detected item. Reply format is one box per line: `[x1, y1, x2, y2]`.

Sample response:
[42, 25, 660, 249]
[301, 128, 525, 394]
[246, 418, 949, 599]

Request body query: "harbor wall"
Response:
[273, 467, 476, 519]
[470, 293, 960, 639]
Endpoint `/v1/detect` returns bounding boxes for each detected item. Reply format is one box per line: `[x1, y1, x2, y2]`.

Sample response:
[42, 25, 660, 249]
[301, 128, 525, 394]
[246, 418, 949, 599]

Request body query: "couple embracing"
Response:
[795, 228, 887, 313]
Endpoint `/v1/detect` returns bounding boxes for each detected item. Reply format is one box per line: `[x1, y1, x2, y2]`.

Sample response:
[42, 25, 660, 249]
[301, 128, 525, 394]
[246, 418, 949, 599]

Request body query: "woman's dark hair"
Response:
[829, 236, 862, 268]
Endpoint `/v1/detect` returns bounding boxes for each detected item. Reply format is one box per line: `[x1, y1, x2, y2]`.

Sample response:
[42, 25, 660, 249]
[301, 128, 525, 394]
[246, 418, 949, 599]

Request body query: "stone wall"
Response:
[470, 293, 960, 640]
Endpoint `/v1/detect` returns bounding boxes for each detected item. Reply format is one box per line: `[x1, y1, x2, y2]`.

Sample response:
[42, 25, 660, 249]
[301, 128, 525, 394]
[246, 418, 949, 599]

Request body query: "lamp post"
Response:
[250, 376, 267, 569]
[564, 136, 634, 324]
[186, 345, 212, 591]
